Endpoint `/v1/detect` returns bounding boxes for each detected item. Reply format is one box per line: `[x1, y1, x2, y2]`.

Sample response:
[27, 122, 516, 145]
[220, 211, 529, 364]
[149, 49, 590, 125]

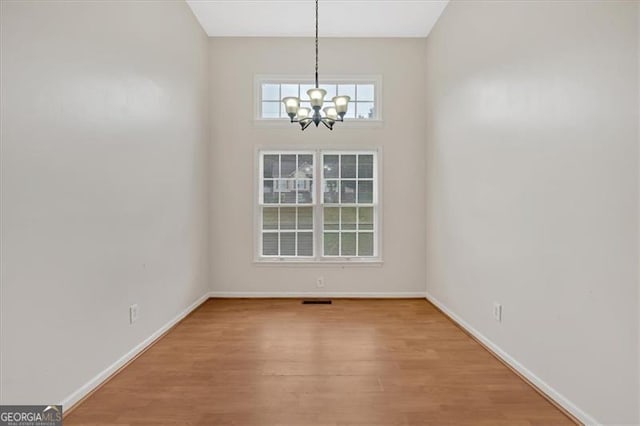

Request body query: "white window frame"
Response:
[255, 148, 382, 264]
[254, 74, 383, 127]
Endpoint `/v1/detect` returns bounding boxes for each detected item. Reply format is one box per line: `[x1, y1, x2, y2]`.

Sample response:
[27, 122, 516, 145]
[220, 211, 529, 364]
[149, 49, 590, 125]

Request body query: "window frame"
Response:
[320, 151, 379, 259]
[258, 151, 317, 259]
[254, 75, 383, 126]
[255, 148, 383, 264]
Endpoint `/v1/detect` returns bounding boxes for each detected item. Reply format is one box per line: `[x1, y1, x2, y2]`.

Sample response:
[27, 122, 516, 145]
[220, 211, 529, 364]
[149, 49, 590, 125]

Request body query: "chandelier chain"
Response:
[315, 0, 319, 88]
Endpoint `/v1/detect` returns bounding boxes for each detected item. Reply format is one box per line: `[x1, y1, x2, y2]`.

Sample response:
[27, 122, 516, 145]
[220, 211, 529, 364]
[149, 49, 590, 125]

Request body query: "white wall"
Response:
[0, 0, 210, 406]
[425, 1, 639, 424]
[208, 38, 427, 296]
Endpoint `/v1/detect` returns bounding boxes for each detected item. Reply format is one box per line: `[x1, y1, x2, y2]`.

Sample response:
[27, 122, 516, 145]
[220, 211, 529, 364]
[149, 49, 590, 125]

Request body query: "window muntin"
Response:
[259, 80, 379, 120]
[258, 150, 379, 261]
[321, 153, 377, 258]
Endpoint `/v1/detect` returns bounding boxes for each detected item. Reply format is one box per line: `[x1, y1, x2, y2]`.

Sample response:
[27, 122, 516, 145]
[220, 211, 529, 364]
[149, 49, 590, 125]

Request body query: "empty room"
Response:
[1, 0, 639, 425]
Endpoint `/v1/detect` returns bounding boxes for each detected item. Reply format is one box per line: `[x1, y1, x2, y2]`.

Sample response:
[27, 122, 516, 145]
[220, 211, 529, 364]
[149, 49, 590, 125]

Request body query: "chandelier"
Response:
[281, 0, 351, 130]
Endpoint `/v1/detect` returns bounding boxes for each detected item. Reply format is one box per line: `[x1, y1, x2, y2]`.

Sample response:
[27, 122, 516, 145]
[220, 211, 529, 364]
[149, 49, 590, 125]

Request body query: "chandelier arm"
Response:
[301, 120, 314, 131]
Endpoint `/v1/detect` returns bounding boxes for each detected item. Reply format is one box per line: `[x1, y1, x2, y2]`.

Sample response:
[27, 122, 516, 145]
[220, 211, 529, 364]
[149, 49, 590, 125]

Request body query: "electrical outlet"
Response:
[493, 303, 502, 322]
[129, 304, 139, 324]
[316, 277, 325, 288]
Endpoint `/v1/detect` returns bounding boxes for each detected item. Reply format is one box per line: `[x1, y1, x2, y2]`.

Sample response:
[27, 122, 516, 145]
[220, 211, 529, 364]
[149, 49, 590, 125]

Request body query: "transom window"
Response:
[257, 150, 380, 262]
[257, 77, 381, 121]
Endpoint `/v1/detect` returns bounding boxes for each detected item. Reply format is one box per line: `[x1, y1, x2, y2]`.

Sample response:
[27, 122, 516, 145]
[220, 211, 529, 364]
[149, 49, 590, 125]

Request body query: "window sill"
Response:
[253, 258, 383, 267]
[254, 119, 384, 129]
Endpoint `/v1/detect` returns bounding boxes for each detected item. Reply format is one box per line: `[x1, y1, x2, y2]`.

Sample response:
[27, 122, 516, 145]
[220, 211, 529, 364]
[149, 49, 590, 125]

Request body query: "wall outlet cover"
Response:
[493, 303, 502, 322]
[129, 304, 139, 324]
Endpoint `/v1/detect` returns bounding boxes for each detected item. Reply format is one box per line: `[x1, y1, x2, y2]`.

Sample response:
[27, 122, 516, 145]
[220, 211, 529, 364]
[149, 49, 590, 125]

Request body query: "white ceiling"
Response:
[186, 1, 449, 38]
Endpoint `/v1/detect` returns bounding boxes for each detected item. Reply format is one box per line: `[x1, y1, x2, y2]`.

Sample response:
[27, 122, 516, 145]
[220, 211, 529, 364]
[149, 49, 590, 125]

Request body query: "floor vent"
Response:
[302, 299, 332, 304]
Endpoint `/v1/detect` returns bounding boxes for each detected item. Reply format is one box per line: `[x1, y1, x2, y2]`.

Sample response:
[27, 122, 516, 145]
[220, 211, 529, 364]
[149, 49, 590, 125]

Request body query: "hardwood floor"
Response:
[65, 299, 575, 425]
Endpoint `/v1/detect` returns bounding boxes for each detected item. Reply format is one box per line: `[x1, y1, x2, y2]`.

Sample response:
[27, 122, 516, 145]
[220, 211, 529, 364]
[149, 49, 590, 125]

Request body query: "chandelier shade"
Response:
[282, 0, 350, 131]
[282, 97, 300, 115]
[296, 107, 311, 120]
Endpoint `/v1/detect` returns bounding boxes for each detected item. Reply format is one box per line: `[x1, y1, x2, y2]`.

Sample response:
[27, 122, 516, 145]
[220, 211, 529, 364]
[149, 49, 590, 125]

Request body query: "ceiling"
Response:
[186, 0, 449, 38]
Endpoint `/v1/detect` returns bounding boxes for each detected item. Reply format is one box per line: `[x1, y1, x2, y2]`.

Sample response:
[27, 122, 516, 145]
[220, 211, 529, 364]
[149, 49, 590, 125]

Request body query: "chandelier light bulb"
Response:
[323, 106, 338, 120]
[296, 107, 311, 120]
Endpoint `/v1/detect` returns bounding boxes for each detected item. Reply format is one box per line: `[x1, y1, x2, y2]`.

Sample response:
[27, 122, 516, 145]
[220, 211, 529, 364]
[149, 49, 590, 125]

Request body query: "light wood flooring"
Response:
[65, 299, 575, 425]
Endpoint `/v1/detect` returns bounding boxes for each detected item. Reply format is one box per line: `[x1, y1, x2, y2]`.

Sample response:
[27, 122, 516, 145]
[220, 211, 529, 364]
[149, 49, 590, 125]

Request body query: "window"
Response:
[260, 153, 315, 258]
[256, 76, 381, 121]
[321, 153, 376, 257]
[258, 150, 379, 262]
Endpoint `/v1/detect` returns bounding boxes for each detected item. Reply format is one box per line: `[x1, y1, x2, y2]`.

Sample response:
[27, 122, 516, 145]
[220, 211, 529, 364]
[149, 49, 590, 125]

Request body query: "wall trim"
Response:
[425, 292, 597, 426]
[61, 292, 211, 417]
[210, 291, 426, 298]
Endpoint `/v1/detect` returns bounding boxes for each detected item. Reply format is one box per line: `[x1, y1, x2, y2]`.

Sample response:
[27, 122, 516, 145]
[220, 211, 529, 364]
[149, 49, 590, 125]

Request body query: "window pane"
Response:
[341, 180, 357, 203]
[297, 232, 313, 256]
[262, 84, 280, 101]
[341, 233, 356, 256]
[280, 207, 296, 230]
[358, 233, 374, 256]
[343, 106, 356, 119]
[281, 84, 299, 98]
[263, 233, 278, 256]
[323, 155, 339, 178]
[356, 102, 375, 119]
[341, 155, 356, 178]
[324, 233, 339, 256]
[298, 155, 314, 178]
[300, 101, 312, 111]
[274, 179, 294, 203]
[320, 84, 337, 99]
[280, 233, 296, 256]
[264, 154, 279, 178]
[324, 180, 339, 203]
[298, 207, 313, 230]
[262, 101, 280, 118]
[358, 155, 373, 179]
[358, 207, 374, 230]
[263, 208, 278, 230]
[358, 181, 373, 204]
[324, 207, 339, 230]
[296, 179, 313, 204]
[337, 84, 356, 98]
[357, 84, 375, 101]
[281, 155, 296, 177]
[341, 207, 357, 230]
[274, 178, 286, 192]
[263, 180, 277, 204]
[279, 180, 296, 203]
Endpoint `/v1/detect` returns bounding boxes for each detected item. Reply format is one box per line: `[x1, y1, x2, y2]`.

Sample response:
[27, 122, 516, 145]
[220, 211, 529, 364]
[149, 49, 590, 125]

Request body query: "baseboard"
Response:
[425, 292, 598, 426]
[209, 291, 426, 298]
[61, 292, 210, 415]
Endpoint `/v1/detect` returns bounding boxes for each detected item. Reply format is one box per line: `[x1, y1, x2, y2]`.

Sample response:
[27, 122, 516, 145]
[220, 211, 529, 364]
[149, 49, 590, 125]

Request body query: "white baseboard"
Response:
[61, 292, 210, 411]
[209, 291, 426, 298]
[425, 292, 598, 426]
